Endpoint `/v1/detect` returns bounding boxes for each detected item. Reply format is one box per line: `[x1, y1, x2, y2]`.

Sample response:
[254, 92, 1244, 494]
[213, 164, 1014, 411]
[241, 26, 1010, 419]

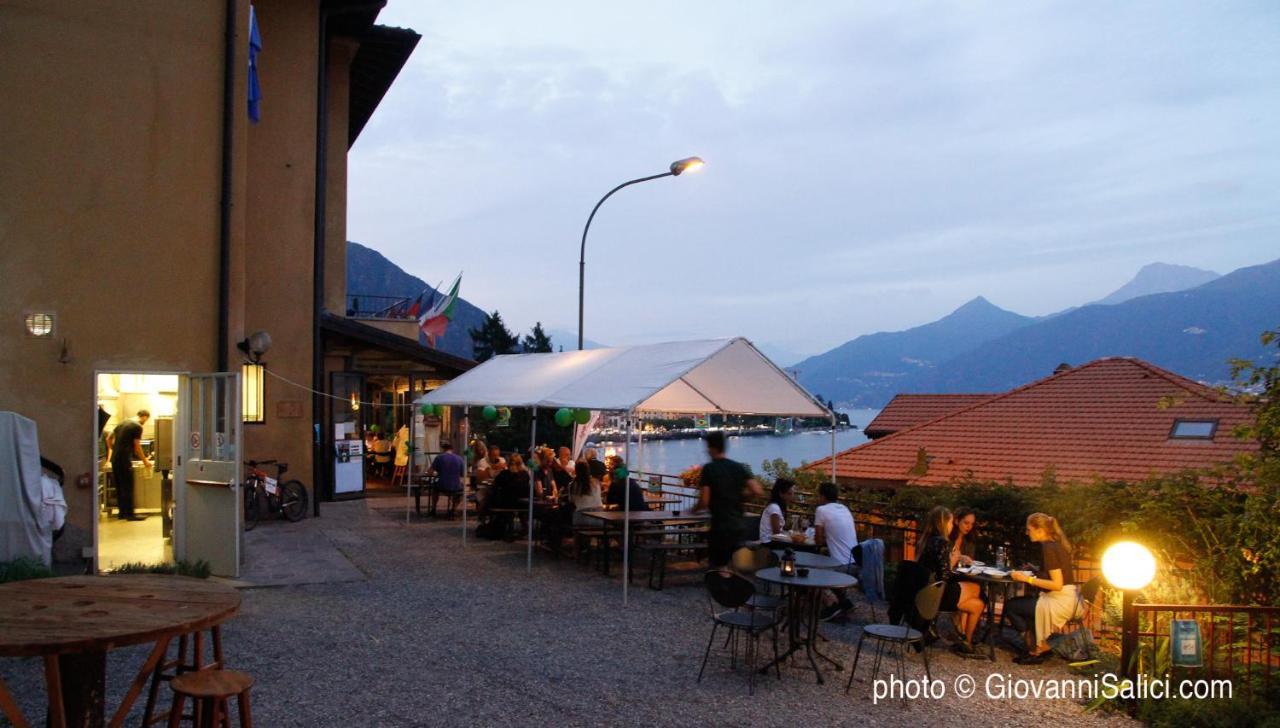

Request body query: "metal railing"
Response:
[1132, 604, 1280, 698]
[346, 294, 414, 320]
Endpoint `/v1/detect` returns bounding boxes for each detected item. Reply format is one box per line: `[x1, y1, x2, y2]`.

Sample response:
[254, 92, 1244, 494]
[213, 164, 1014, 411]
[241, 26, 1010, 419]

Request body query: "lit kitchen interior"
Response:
[95, 372, 178, 570]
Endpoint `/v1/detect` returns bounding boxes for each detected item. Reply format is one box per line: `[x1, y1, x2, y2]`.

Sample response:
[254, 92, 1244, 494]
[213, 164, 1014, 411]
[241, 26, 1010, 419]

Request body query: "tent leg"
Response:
[528, 407, 537, 575]
[623, 411, 633, 606]
[463, 406, 469, 548]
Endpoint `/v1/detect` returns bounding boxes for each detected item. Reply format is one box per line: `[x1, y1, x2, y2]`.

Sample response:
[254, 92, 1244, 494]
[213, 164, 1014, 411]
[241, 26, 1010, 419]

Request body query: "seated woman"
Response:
[569, 460, 603, 527]
[604, 456, 650, 512]
[531, 447, 556, 500]
[916, 506, 986, 654]
[488, 454, 532, 538]
[1005, 512, 1077, 664]
[760, 478, 795, 542]
[947, 507, 985, 654]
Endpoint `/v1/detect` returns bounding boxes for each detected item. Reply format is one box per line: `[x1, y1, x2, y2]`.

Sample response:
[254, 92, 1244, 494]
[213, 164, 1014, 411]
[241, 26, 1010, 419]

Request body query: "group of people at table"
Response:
[427, 430, 1076, 665]
[755, 476, 1077, 664]
[423, 439, 656, 534]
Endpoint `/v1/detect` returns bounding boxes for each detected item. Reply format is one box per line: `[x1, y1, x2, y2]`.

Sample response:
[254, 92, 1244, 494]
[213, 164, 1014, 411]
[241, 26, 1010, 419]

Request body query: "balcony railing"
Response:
[346, 294, 414, 320]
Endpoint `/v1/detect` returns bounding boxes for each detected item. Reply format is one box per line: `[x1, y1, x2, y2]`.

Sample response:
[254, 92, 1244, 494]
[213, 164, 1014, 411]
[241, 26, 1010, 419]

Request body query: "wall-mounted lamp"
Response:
[25, 312, 55, 338]
[243, 363, 265, 423]
[236, 330, 273, 364]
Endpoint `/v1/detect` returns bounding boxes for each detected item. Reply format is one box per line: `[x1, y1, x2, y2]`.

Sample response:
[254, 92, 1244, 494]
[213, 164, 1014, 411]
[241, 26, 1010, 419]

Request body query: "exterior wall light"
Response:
[243, 363, 265, 424]
[25, 312, 55, 338]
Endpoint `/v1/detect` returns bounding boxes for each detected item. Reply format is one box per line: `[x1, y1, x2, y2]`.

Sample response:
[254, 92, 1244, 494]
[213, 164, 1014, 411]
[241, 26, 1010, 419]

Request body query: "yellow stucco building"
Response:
[0, 1, 472, 571]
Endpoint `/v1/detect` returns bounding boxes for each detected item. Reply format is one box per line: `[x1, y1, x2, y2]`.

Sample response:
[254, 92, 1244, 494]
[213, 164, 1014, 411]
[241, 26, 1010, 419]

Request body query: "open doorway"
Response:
[95, 372, 179, 571]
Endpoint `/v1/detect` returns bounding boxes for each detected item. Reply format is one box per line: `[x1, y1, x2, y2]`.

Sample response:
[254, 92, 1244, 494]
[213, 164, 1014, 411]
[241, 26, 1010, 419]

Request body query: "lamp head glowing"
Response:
[1101, 541, 1156, 591]
[670, 156, 705, 176]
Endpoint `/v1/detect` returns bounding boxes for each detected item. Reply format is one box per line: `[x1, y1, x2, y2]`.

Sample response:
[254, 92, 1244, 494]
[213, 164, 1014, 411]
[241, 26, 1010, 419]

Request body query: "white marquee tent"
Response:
[416, 337, 836, 602]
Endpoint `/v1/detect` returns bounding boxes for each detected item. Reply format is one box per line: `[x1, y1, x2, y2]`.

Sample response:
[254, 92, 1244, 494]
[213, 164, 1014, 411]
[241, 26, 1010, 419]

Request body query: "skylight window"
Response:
[1170, 420, 1218, 440]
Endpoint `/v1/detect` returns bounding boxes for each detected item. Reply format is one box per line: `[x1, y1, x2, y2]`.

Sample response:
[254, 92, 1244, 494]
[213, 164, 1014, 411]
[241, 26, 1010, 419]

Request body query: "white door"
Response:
[174, 372, 242, 577]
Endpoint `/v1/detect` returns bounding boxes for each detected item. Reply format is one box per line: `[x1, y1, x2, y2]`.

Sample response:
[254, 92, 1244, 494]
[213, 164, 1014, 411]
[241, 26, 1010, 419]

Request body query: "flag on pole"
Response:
[418, 273, 462, 347]
[247, 6, 262, 123]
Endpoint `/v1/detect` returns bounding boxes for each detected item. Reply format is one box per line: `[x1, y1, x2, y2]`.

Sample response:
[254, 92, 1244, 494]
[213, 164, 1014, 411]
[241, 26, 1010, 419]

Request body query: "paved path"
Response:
[1, 499, 1134, 727]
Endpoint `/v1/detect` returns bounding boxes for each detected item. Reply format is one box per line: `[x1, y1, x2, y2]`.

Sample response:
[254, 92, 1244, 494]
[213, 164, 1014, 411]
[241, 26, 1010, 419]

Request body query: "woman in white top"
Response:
[760, 478, 795, 542]
[570, 460, 603, 526]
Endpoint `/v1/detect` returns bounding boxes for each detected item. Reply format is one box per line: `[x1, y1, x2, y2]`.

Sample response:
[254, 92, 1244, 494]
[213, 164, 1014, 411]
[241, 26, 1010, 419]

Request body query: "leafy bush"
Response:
[0, 557, 54, 583]
[111, 560, 212, 579]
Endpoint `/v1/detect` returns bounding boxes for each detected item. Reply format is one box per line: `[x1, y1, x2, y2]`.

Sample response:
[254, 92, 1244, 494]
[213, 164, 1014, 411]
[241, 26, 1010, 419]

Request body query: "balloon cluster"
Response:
[554, 408, 592, 427]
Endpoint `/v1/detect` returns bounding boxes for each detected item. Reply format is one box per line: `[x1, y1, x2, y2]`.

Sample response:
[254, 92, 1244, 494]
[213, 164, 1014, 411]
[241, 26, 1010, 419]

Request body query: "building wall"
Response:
[241, 0, 320, 491]
[324, 38, 356, 315]
[0, 1, 229, 561]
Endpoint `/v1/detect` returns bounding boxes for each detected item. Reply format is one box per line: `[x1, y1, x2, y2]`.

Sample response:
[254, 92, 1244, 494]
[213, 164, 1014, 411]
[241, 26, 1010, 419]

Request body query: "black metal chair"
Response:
[731, 545, 786, 611]
[1062, 575, 1104, 632]
[845, 581, 945, 693]
[697, 570, 783, 694]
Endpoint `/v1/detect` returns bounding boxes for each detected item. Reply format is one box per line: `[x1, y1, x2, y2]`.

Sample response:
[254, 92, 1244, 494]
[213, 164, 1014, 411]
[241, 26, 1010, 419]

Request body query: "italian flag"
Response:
[418, 273, 461, 348]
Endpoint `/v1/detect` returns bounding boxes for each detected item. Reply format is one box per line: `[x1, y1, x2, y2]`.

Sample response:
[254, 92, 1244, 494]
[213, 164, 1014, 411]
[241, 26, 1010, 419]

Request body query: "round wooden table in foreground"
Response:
[0, 574, 241, 728]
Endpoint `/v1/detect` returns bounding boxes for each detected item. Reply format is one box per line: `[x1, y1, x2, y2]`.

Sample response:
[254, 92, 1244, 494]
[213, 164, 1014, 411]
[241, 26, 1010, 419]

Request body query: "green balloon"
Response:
[613, 466, 629, 480]
[554, 408, 573, 427]
[420, 403, 433, 416]
[574, 408, 591, 425]
[482, 405, 498, 421]
[369, 424, 379, 433]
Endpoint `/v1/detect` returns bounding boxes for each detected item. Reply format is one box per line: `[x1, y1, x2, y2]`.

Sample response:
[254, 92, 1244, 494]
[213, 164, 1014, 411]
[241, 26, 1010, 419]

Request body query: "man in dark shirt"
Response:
[107, 409, 151, 521]
[605, 457, 650, 513]
[696, 431, 762, 569]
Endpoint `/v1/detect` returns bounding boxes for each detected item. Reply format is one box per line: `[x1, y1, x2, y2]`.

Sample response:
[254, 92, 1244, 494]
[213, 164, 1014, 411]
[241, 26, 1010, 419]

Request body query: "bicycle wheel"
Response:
[280, 480, 308, 522]
[244, 485, 262, 531]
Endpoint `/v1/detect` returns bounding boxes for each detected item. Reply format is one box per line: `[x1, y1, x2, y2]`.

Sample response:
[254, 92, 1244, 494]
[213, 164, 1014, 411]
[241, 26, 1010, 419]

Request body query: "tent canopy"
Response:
[417, 337, 830, 417]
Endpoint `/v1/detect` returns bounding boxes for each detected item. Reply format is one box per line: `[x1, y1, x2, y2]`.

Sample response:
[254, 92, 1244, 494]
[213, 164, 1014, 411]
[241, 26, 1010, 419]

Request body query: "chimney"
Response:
[1054, 362, 1072, 374]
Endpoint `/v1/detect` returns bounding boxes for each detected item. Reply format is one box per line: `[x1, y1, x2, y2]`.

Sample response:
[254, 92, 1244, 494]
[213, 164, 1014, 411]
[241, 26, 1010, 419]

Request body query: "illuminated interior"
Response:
[96, 372, 178, 570]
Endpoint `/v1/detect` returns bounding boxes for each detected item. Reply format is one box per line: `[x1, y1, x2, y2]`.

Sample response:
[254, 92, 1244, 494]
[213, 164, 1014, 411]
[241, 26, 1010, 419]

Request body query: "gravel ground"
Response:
[1, 499, 1135, 727]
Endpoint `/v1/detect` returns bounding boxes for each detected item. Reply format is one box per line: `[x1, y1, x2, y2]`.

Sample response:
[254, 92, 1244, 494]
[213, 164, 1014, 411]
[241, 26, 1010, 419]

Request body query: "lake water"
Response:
[590, 408, 879, 476]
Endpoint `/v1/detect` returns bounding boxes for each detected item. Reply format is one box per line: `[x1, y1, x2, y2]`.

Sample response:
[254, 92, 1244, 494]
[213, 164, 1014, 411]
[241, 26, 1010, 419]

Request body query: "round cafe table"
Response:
[956, 568, 1026, 662]
[756, 566, 857, 684]
[770, 550, 844, 570]
[0, 574, 241, 728]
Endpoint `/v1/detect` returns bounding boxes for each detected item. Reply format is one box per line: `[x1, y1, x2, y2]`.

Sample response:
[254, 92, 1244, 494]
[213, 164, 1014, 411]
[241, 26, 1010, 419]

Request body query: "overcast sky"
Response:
[348, 1, 1280, 360]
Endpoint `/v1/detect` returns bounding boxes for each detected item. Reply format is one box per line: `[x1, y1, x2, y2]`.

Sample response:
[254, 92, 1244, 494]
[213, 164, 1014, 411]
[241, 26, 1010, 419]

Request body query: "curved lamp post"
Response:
[1102, 541, 1157, 685]
[578, 156, 705, 350]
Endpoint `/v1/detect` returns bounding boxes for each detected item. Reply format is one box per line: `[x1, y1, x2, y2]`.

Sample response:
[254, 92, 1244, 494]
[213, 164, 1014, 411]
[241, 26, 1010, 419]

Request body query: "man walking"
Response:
[107, 409, 150, 521]
[696, 431, 762, 570]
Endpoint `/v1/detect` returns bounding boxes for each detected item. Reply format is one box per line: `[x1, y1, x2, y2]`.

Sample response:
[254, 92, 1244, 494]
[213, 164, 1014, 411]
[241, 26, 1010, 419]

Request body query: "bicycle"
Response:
[243, 459, 308, 530]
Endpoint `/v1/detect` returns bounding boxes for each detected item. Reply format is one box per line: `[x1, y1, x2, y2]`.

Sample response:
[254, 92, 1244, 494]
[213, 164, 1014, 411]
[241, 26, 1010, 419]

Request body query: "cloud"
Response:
[349, 1, 1280, 354]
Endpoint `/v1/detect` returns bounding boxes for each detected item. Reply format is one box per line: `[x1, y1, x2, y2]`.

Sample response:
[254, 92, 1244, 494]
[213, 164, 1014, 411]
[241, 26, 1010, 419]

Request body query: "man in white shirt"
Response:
[813, 481, 859, 620]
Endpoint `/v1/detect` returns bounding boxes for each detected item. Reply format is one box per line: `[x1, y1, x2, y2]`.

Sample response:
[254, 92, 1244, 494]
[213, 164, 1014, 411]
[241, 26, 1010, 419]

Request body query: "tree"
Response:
[469, 310, 519, 362]
[523, 322, 553, 353]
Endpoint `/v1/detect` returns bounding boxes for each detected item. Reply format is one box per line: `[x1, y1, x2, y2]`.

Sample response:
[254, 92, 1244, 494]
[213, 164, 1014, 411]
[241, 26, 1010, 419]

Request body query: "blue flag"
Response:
[248, 5, 262, 123]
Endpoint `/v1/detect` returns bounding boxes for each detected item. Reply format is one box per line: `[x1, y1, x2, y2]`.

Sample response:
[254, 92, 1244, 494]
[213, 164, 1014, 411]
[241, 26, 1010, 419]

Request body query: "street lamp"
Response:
[1102, 541, 1157, 685]
[577, 156, 705, 350]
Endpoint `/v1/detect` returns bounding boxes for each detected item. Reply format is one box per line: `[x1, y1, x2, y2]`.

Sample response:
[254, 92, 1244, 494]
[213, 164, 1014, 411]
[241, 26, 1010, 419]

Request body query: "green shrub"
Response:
[0, 557, 54, 583]
[111, 560, 212, 578]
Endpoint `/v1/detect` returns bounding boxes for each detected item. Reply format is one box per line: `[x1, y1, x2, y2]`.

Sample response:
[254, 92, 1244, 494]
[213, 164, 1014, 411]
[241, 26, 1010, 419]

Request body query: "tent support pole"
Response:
[830, 412, 837, 483]
[623, 411, 633, 606]
[462, 406, 469, 547]
[528, 407, 537, 575]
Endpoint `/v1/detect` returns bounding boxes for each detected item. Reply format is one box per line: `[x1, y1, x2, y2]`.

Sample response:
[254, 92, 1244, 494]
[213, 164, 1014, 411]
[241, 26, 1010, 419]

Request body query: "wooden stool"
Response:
[168, 669, 253, 728]
[142, 627, 225, 726]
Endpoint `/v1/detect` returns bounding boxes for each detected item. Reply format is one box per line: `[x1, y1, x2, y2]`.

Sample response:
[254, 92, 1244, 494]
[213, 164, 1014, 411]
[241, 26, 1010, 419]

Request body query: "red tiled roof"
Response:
[864, 394, 996, 438]
[808, 358, 1256, 487]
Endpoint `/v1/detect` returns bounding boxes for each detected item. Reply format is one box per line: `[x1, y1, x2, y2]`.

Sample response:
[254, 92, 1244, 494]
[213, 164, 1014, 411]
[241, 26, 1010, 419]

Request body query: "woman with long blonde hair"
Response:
[1005, 512, 1077, 664]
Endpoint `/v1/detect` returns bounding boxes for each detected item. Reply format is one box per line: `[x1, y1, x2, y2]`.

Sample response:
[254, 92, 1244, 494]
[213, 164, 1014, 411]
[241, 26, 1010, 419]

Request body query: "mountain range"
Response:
[348, 241, 1276, 408]
[793, 259, 1278, 408]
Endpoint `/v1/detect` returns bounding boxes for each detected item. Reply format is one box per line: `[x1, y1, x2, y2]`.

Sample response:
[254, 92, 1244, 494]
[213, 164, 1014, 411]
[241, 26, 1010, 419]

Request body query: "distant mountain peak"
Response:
[1094, 262, 1219, 306]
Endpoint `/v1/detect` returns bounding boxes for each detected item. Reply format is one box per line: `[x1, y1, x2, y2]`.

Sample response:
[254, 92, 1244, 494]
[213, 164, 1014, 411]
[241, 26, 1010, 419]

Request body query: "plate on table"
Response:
[978, 567, 1010, 578]
[969, 560, 985, 567]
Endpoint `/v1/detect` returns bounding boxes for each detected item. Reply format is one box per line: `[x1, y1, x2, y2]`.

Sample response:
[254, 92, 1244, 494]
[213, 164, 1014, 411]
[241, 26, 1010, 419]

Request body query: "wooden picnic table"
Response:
[580, 510, 710, 576]
[0, 574, 241, 728]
